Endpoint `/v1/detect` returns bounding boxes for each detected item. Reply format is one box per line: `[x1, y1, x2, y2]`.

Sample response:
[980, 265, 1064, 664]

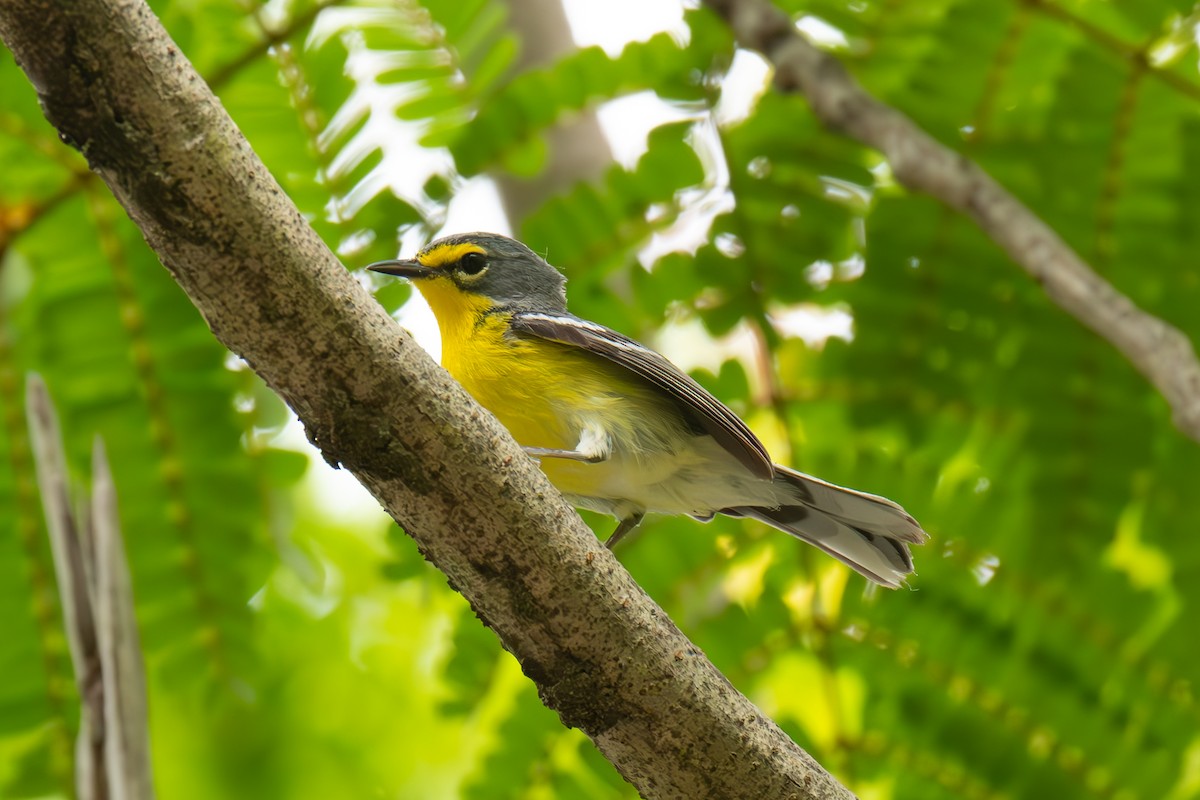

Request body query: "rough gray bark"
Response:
[0, 1, 851, 797]
[704, 0, 1200, 445]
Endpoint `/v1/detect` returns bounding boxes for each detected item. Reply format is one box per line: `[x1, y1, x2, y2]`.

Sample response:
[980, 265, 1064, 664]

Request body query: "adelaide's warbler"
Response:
[370, 232, 928, 587]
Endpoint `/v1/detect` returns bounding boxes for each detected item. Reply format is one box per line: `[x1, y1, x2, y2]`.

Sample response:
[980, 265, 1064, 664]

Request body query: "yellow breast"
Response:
[417, 275, 579, 452]
[416, 277, 670, 498]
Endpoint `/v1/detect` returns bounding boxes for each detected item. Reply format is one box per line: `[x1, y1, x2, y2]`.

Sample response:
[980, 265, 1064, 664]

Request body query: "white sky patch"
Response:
[656, 316, 759, 377]
[597, 91, 696, 168]
[440, 175, 511, 238]
[714, 49, 771, 127]
[657, 305, 853, 390]
[795, 15, 849, 48]
[637, 114, 733, 264]
[562, 0, 688, 55]
[306, 12, 457, 236]
[769, 303, 855, 347]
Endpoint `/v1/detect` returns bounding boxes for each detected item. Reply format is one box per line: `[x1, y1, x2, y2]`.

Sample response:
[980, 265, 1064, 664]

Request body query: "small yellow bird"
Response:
[370, 232, 928, 587]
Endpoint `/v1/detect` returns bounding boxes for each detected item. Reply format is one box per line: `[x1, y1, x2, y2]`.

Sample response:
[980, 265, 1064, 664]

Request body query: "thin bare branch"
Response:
[704, 0, 1200, 444]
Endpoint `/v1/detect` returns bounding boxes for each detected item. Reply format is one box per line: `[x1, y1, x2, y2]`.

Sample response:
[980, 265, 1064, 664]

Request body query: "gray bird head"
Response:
[368, 232, 568, 314]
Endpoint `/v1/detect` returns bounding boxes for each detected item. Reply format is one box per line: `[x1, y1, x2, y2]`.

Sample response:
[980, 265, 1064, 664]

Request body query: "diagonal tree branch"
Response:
[0, 1, 853, 797]
[704, 0, 1200, 445]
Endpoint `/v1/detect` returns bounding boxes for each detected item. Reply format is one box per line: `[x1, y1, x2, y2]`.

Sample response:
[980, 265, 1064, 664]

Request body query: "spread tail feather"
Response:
[724, 466, 929, 589]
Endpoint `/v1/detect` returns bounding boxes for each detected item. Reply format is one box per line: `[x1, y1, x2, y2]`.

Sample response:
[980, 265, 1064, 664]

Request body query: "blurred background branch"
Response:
[493, 0, 614, 223]
[706, 0, 1200, 444]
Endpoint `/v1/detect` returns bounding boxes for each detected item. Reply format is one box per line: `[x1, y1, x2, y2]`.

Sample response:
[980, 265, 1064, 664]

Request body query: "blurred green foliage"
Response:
[2, 0, 1199, 798]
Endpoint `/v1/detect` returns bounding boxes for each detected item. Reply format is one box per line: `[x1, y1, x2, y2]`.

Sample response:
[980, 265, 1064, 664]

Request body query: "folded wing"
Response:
[510, 312, 774, 480]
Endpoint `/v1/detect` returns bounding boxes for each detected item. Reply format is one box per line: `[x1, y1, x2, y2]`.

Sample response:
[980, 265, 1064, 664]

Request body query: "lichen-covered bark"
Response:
[0, 1, 853, 797]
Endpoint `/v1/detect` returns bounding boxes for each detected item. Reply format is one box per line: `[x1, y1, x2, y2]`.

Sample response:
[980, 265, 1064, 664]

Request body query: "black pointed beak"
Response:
[367, 259, 432, 279]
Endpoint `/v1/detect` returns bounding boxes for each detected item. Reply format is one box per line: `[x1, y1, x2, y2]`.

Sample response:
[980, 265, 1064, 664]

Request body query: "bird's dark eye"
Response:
[459, 252, 487, 275]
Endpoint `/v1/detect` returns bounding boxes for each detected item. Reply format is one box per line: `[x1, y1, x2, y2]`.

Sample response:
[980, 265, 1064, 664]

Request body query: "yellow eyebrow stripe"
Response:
[417, 242, 485, 269]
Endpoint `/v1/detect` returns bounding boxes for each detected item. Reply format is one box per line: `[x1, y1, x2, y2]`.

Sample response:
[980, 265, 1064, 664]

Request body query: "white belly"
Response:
[550, 429, 781, 521]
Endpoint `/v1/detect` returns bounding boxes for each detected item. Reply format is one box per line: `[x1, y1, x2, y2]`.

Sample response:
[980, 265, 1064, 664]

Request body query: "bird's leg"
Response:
[523, 446, 608, 464]
[606, 513, 645, 550]
[524, 421, 612, 464]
